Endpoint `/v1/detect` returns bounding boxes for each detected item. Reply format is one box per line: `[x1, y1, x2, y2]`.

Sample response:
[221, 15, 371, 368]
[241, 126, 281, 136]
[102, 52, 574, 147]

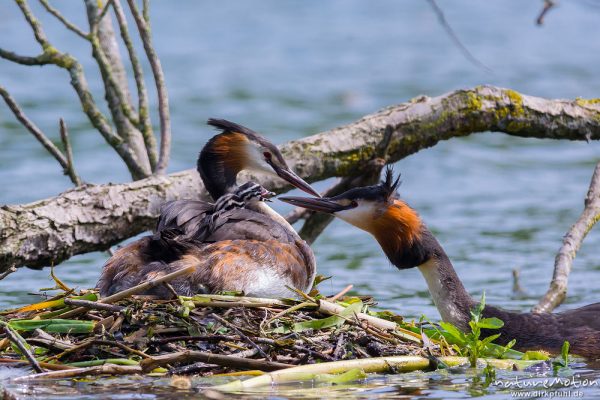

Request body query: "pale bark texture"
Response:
[1, 86, 599, 273]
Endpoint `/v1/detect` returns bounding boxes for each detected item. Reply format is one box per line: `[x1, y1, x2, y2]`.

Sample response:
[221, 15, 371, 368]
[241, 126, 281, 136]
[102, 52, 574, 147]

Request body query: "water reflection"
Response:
[4, 364, 600, 399]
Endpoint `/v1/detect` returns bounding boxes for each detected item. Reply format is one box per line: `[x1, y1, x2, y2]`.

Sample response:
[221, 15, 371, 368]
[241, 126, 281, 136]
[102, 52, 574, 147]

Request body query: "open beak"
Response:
[274, 166, 321, 198]
[260, 187, 276, 202]
[279, 196, 346, 213]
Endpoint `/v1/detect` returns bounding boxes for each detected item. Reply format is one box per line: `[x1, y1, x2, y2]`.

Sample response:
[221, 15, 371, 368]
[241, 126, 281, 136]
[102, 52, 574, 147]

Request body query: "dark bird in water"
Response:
[96, 119, 318, 299]
[280, 167, 600, 358]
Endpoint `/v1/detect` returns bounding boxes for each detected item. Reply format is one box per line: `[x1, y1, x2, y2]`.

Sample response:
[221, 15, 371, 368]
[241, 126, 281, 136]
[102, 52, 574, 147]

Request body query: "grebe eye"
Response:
[263, 152, 272, 160]
[350, 200, 358, 207]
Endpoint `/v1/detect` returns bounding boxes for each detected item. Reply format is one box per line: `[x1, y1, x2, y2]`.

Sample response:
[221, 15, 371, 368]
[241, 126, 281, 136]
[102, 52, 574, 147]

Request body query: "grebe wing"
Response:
[156, 200, 212, 234]
[204, 208, 298, 244]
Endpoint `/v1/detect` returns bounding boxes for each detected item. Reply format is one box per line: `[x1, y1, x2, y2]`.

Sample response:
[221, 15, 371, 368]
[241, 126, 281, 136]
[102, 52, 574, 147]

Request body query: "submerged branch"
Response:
[533, 161, 600, 313]
[1, 86, 599, 272]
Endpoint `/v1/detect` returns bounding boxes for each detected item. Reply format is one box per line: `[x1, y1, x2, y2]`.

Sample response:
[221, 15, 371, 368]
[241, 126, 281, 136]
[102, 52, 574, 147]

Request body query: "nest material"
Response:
[0, 287, 434, 377]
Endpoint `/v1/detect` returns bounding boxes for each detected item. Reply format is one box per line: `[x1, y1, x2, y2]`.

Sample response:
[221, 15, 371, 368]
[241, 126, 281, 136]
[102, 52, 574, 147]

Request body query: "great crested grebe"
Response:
[150, 181, 276, 262]
[96, 119, 318, 298]
[280, 168, 600, 358]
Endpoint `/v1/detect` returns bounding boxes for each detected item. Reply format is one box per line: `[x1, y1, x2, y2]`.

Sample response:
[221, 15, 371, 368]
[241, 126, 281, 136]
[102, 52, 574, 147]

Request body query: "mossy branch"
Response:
[0, 86, 599, 273]
[1, 0, 151, 179]
[1, 0, 156, 180]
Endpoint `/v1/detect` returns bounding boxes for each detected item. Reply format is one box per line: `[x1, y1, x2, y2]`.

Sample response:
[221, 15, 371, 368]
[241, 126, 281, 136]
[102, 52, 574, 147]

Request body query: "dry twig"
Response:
[426, 0, 491, 73]
[140, 350, 292, 372]
[0, 322, 43, 373]
[12, 364, 142, 382]
[59, 265, 194, 318]
[210, 313, 272, 361]
[536, 0, 556, 25]
[59, 119, 82, 186]
[0, 86, 72, 182]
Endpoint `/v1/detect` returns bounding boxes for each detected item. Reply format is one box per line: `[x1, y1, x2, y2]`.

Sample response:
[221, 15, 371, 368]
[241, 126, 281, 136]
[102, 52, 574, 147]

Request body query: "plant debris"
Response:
[0, 278, 435, 380]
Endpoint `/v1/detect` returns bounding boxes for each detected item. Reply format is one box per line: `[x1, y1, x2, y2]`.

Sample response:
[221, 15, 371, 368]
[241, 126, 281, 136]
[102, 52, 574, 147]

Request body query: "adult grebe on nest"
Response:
[97, 119, 319, 299]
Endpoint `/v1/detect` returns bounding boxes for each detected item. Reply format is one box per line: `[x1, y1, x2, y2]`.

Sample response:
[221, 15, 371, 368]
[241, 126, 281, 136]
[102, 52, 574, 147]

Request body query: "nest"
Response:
[0, 274, 433, 379]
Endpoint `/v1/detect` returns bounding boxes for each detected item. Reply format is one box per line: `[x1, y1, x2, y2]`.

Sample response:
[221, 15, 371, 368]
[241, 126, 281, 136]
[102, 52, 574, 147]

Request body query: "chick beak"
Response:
[273, 166, 321, 198]
[278, 196, 346, 213]
[260, 187, 276, 202]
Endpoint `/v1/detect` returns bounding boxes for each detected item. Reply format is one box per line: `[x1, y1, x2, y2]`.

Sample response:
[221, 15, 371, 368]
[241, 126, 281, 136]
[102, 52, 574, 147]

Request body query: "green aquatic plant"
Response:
[439, 292, 515, 367]
[552, 341, 572, 376]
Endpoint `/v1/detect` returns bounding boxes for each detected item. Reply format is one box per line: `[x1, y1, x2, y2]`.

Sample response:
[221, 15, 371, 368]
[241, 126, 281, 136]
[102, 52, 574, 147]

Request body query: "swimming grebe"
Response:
[280, 168, 600, 358]
[96, 120, 318, 298]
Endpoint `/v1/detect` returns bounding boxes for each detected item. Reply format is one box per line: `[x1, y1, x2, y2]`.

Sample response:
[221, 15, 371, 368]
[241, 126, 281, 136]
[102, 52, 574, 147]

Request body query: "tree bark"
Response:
[1, 86, 599, 273]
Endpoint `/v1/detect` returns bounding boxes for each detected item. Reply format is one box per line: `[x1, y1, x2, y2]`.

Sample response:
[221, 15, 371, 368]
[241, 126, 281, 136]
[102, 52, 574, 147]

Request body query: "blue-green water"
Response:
[1, 1, 599, 398]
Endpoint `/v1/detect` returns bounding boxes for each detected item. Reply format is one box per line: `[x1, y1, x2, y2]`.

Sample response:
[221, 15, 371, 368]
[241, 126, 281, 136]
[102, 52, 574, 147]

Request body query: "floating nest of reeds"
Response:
[0, 270, 435, 382]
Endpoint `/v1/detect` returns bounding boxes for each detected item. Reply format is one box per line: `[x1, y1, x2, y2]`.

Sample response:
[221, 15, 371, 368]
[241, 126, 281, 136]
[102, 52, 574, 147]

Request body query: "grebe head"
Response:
[235, 181, 276, 204]
[280, 166, 424, 269]
[199, 119, 320, 199]
[212, 181, 275, 213]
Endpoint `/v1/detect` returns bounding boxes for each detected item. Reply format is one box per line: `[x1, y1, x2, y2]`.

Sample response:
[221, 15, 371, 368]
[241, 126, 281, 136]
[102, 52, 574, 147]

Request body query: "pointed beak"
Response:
[279, 196, 346, 213]
[260, 187, 276, 202]
[274, 166, 321, 197]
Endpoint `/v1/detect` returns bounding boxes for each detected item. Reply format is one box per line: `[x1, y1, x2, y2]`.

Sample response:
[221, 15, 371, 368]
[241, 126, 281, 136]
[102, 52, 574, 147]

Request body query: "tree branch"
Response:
[0, 48, 51, 65]
[0, 85, 69, 175]
[426, 0, 491, 73]
[533, 161, 600, 313]
[294, 126, 394, 243]
[39, 0, 89, 39]
[97, 0, 114, 23]
[4, 0, 150, 180]
[84, 0, 153, 176]
[85, 1, 140, 127]
[59, 118, 82, 186]
[0, 0, 151, 179]
[16, 0, 50, 47]
[112, 0, 157, 170]
[536, 0, 556, 26]
[126, 0, 171, 174]
[1, 86, 599, 272]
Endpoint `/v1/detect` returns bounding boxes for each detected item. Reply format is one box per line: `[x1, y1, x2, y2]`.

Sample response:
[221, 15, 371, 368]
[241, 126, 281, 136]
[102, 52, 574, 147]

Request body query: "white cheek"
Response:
[245, 146, 273, 174]
[336, 203, 376, 231]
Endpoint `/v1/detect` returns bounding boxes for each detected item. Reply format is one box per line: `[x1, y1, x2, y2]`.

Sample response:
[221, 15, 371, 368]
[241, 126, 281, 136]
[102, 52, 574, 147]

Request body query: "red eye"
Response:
[350, 200, 358, 207]
[263, 152, 272, 160]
